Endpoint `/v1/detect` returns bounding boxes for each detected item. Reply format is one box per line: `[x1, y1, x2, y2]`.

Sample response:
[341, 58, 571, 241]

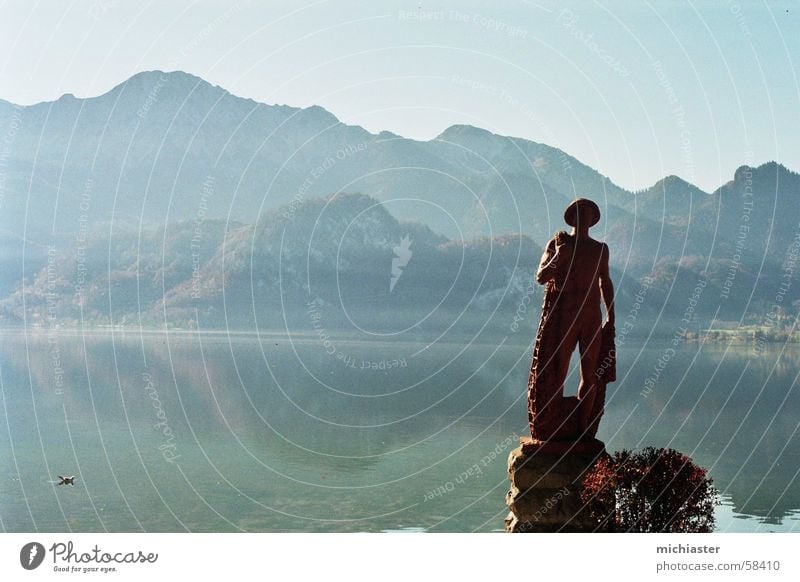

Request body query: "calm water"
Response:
[1, 328, 798, 532]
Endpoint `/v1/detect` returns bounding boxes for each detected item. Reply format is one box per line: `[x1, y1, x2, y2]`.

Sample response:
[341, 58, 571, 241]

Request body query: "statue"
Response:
[527, 198, 616, 441]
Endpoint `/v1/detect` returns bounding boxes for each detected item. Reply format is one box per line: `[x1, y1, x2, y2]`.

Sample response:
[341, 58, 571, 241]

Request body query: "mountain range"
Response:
[1, 70, 798, 331]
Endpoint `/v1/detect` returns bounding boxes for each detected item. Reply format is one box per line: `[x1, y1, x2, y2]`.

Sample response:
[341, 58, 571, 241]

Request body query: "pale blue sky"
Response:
[1, 0, 797, 192]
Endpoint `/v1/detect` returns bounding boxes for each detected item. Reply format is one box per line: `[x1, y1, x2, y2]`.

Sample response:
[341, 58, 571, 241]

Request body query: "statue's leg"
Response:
[543, 308, 580, 438]
[554, 311, 577, 394]
[576, 311, 602, 433]
[530, 308, 579, 440]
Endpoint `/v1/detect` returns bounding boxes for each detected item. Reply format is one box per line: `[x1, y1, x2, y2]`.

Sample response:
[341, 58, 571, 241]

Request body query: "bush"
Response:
[581, 447, 719, 532]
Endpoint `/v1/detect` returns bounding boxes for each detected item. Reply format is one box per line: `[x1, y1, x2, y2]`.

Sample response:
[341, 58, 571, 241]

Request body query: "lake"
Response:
[1, 328, 798, 532]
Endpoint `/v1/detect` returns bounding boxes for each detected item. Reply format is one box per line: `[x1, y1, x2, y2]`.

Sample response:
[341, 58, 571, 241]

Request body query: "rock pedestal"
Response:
[505, 437, 608, 532]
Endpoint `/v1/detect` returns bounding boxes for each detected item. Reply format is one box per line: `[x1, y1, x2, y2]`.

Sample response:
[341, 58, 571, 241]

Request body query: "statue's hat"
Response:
[564, 198, 600, 227]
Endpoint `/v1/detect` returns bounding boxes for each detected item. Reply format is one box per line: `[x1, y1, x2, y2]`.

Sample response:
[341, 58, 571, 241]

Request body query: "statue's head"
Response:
[564, 198, 600, 228]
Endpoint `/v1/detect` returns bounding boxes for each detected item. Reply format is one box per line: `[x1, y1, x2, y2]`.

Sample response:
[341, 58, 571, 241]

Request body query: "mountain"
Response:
[0, 70, 638, 246]
[2, 215, 239, 327]
[0, 71, 367, 240]
[1, 70, 798, 330]
[633, 175, 711, 226]
[4, 193, 569, 332]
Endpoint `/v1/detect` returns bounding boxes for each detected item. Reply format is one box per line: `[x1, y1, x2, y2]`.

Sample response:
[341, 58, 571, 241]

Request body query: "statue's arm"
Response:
[535, 237, 560, 285]
[599, 243, 615, 325]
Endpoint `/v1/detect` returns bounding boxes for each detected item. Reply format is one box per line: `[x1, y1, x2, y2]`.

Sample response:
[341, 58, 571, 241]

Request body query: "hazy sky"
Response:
[1, 0, 797, 192]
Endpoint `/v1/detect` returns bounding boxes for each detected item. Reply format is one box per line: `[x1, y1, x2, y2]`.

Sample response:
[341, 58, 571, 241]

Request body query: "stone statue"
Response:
[527, 198, 616, 441]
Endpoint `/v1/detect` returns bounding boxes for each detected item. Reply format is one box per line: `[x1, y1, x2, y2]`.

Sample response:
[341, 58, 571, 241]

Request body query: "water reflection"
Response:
[0, 329, 797, 531]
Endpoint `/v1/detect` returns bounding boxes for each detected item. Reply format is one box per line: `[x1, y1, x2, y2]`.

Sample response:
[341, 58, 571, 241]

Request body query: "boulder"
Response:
[505, 437, 609, 532]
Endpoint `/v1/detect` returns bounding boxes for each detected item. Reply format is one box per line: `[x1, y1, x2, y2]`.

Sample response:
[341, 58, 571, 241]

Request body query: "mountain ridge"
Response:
[1, 70, 798, 329]
[2, 69, 785, 194]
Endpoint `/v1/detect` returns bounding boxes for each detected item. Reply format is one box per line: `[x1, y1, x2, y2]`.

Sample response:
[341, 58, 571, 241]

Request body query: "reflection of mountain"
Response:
[2, 71, 799, 332]
[2, 331, 531, 532]
[5, 333, 526, 461]
[2, 333, 798, 529]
